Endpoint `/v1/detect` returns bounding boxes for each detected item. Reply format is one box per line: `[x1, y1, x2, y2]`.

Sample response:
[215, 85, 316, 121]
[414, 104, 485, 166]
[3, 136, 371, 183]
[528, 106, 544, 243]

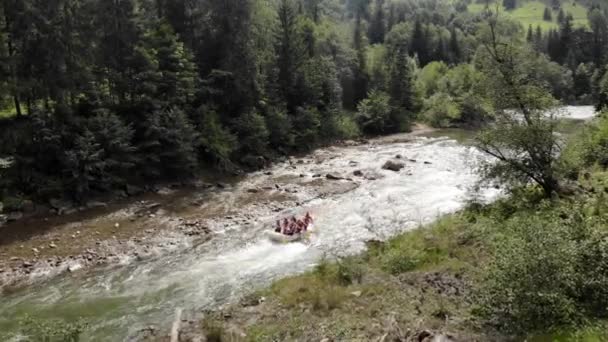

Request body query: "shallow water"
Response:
[0, 107, 596, 341]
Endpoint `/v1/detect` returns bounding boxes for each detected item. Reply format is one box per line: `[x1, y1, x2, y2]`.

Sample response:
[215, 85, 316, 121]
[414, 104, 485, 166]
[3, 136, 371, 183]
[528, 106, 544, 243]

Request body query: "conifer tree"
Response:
[543, 7, 553, 21]
[368, 0, 386, 44]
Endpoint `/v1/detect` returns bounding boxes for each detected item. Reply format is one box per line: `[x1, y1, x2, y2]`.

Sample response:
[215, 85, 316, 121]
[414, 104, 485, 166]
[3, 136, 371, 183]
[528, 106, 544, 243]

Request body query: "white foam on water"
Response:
[1, 128, 504, 341]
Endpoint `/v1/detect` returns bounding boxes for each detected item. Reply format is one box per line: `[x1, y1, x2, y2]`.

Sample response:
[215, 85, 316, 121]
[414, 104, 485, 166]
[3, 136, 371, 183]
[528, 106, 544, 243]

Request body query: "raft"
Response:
[265, 224, 314, 243]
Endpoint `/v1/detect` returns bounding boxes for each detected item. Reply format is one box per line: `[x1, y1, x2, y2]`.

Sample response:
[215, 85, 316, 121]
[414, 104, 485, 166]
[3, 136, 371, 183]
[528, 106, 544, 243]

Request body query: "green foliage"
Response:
[234, 111, 270, 157]
[19, 315, 87, 342]
[0, 0, 605, 202]
[560, 111, 608, 175]
[292, 107, 321, 151]
[418, 62, 490, 127]
[599, 70, 608, 111]
[422, 93, 462, 128]
[476, 201, 608, 334]
[475, 17, 562, 196]
[138, 108, 198, 179]
[194, 106, 237, 169]
[356, 90, 391, 135]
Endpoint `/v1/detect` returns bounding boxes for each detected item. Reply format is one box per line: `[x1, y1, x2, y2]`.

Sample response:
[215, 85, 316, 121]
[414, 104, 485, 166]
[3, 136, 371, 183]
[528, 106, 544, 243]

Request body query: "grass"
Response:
[199, 186, 608, 341]
[201, 213, 490, 341]
[469, 0, 589, 31]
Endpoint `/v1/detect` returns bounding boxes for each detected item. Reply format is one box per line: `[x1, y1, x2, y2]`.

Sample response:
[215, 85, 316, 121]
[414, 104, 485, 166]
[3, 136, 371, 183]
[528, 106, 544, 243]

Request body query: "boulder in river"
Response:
[22, 200, 35, 213]
[0, 201, 3, 213]
[126, 184, 144, 196]
[326, 173, 344, 180]
[382, 160, 405, 172]
[353, 170, 363, 177]
[67, 262, 83, 273]
[86, 201, 108, 209]
[7, 212, 23, 222]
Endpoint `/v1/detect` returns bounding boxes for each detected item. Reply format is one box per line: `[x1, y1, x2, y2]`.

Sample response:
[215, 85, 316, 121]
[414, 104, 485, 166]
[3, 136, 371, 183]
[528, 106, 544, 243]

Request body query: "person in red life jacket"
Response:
[282, 218, 289, 235]
[295, 219, 305, 234]
[275, 220, 281, 233]
[303, 212, 313, 231]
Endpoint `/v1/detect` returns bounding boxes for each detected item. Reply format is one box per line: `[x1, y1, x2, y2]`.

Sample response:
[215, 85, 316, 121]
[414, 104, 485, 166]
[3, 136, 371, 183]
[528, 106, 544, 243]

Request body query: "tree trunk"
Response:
[13, 95, 22, 116]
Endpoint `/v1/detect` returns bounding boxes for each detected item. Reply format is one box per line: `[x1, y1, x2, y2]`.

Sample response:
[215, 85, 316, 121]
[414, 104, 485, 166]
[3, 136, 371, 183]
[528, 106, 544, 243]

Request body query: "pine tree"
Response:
[503, 0, 516, 11]
[368, 0, 386, 44]
[534, 26, 544, 52]
[543, 7, 553, 21]
[387, 2, 396, 32]
[274, 0, 305, 112]
[410, 20, 429, 66]
[138, 108, 198, 179]
[558, 14, 573, 64]
[588, 8, 608, 67]
[449, 28, 461, 64]
[435, 34, 447, 62]
[388, 45, 415, 132]
[557, 8, 565, 24]
[526, 25, 534, 43]
[352, 13, 369, 107]
[144, 22, 198, 108]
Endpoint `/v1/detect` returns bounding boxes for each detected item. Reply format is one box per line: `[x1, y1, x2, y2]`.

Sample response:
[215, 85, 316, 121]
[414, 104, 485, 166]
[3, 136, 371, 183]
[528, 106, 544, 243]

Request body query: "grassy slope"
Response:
[469, 0, 589, 31]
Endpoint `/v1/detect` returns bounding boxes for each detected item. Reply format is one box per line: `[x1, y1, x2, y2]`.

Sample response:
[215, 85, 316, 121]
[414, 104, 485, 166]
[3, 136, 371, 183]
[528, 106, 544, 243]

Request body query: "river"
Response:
[0, 106, 597, 341]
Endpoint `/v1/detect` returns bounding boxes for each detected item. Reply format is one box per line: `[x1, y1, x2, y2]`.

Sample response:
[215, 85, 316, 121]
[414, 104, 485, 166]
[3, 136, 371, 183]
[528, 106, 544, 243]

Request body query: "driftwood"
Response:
[170, 308, 183, 342]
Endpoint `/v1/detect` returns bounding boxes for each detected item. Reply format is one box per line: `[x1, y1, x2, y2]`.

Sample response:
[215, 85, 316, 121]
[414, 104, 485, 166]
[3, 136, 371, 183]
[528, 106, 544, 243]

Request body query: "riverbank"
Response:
[182, 183, 608, 342]
[0, 125, 438, 292]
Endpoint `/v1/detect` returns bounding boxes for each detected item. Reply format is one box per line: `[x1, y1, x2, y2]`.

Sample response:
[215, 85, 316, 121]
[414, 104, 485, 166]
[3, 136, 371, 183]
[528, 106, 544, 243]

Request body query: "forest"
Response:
[1, 0, 606, 205]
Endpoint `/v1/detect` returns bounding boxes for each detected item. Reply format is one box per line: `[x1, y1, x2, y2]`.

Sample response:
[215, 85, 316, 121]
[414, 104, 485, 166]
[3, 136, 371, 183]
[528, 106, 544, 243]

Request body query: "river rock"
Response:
[353, 170, 363, 177]
[382, 160, 405, 172]
[424, 161, 433, 165]
[0, 201, 3, 213]
[7, 211, 23, 222]
[67, 262, 83, 273]
[247, 188, 260, 193]
[86, 201, 108, 209]
[326, 173, 344, 180]
[395, 154, 403, 159]
[22, 200, 35, 213]
[126, 184, 144, 196]
[22, 261, 33, 268]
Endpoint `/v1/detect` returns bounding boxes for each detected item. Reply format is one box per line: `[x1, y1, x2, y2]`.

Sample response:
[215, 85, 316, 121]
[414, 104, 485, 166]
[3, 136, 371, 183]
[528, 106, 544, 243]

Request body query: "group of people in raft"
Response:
[274, 212, 314, 236]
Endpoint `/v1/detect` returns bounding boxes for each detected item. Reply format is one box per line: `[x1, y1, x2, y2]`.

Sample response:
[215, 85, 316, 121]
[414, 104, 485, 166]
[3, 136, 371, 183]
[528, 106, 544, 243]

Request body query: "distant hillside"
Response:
[469, 0, 590, 30]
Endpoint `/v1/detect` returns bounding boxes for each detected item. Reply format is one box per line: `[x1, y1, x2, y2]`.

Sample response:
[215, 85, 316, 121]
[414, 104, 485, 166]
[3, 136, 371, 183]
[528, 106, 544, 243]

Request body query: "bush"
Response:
[356, 90, 392, 135]
[559, 111, 608, 177]
[476, 202, 608, 335]
[292, 107, 321, 151]
[20, 315, 87, 342]
[138, 107, 198, 179]
[194, 105, 236, 169]
[233, 111, 270, 157]
[422, 92, 462, 128]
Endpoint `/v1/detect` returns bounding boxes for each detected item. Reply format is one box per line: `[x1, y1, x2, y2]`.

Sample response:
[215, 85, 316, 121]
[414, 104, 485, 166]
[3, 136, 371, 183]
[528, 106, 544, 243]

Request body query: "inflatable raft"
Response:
[265, 224, 314, 243]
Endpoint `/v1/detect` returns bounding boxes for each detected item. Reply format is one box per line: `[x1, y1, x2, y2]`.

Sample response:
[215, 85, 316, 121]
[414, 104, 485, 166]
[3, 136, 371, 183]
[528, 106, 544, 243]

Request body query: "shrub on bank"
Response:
[476, 199, 608, 335]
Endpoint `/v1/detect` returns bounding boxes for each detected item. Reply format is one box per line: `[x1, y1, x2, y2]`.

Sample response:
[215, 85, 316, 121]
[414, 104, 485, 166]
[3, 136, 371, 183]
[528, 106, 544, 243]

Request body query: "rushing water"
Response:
[0, 107, 597, 341]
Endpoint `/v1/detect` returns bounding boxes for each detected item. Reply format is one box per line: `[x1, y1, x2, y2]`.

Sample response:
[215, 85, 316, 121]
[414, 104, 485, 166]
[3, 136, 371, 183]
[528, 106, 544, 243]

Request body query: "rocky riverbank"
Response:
[0, 141, 402, 292]
[0, 128, 439, 292]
